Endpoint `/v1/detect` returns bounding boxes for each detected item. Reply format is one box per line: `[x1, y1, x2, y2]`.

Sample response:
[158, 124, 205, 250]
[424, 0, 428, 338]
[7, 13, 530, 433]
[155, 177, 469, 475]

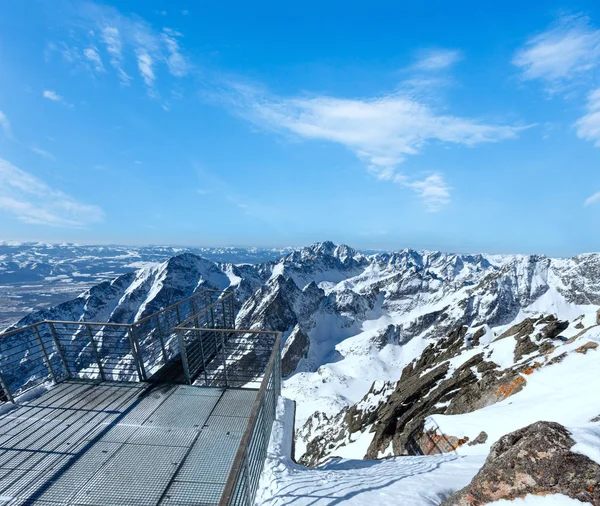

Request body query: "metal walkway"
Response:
[0, 380, 258, 506]
[0, 289, 282, 506]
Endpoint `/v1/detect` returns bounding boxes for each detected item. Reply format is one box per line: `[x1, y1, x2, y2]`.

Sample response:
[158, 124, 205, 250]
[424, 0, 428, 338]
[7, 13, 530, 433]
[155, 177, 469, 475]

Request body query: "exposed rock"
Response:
[297, 409, 348, 466]
[576, 342, 599, 354]
[345, 381, 395, 434]
[546, 352, 568, 366]
[514, 334, 538, 362]
[417, 429, 468, 455]
[442, 421, 600, 506]
[471, 327, 485, 346]
[538, 318, 569, 340]
[281, 325, 310, 377]
[468, 431, 488, 446]
[495, 318, 535, 341]
[597, 308, 600, 325]
[576, 322, 585, 329]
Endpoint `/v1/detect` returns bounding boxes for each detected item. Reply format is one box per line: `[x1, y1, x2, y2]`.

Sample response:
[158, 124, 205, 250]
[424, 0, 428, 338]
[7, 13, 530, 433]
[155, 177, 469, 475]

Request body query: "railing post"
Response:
[175, 305, 182, 325]
[209, 305, 215, 328]
[33, 325, 58, 384]
[230, 293, 236, 329]
[48, 323, 72, 379]
[190, 297, 200, 328]
[242, 451, 252, 506]
[221, 300, 226, 328]
[276, 334, 282, 396]
[154, 315, 168, 364]
[85, 325, 106, 381]
[199, 330, 209, 386]
[127, 326, 147, 381]
[218, 331, 228, 387]
[0, 370, 14, 403]
[178, 330, 192, 385]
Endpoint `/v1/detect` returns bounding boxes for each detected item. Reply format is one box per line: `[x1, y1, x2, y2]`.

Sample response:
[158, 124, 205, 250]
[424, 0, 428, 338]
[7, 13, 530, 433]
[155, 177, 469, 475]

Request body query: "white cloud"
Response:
[43, 90, 62, 101]
[101, 26, 131, 84]
[413, 49, 462, 71]
[136, 50, 155, 90]
[575, 88, 600, 146]
[584, 191, 600, 206]
[216, 84, 524, 210]
[83, 47, 105, 73]
[0, 158, 104, 227]
[162, 28, 188, 77]
[513, 14, 600, 91]
[30, 146, 56, 160]
[42, 89, 72, 107]
[394, 173, 451, 211]
[0, 111, 12, 139]
[50, 2, 191, 95]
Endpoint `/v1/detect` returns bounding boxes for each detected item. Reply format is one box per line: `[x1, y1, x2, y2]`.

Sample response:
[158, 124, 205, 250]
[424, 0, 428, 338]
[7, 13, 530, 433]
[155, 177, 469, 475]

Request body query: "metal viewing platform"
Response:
[0, 290, 281, 506]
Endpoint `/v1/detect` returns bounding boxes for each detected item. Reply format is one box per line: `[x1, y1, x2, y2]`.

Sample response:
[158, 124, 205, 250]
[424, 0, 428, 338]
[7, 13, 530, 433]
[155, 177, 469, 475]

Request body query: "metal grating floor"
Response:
[0, 380, 258, 506]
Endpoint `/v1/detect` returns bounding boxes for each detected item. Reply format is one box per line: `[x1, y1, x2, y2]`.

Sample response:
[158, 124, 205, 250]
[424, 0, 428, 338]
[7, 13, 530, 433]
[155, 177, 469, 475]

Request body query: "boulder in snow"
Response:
[442, 421, 600, 506]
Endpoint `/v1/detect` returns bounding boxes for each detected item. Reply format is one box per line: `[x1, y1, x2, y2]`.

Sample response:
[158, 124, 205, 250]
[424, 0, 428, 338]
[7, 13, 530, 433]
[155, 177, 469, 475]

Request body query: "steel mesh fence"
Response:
[216, 332, 281, 506]
[0, 290, 234, 403]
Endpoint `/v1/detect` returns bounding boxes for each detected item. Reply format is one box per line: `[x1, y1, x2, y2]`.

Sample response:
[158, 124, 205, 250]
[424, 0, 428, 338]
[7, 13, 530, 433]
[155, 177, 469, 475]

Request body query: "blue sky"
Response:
[0, 0, 599, 255]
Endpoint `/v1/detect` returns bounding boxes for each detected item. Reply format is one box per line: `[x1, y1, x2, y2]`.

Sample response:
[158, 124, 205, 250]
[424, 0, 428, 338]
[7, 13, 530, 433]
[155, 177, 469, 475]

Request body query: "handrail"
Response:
[135, 289, 233, 325]
[218, 331, 281, 506]
[176, 291, 234, 329]
[175, 326, 278, 335]
[0, 289, 235, 402]
[0, 289, 229, 339]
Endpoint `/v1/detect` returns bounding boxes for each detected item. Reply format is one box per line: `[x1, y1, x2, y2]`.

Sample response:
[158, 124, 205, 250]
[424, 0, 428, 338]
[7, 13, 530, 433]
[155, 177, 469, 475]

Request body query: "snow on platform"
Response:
[0, 380, 257, 506]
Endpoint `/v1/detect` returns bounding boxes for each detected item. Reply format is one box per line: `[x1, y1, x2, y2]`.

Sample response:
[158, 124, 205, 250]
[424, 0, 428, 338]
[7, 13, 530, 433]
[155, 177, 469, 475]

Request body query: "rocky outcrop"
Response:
[281, 325, 310, 377]
[298, 322, 545, 464]
[495, 315, 569, 362]
[442, 421, 600, 506]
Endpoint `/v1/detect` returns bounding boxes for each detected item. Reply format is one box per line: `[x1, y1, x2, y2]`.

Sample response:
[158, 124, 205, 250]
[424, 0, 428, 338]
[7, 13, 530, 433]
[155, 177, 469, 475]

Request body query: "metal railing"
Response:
[175, 326, 277, 388]
[217, 331, 282, 506]
[0, 289, 234, 403]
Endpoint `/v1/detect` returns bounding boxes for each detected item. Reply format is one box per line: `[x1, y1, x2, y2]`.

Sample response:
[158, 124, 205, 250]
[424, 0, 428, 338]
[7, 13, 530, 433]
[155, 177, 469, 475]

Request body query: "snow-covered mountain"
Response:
[0, 242, 293, 327]
[5, 241, 600, 478]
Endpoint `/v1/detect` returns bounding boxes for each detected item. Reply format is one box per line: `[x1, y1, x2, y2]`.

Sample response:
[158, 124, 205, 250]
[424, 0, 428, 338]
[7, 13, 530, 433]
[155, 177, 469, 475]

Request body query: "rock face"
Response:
[442, 421, 600, 506]
[297, 306, 599, 465]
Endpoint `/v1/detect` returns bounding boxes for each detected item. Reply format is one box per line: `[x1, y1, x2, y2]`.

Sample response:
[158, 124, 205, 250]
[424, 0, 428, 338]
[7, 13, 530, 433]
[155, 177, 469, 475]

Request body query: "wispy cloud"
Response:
[162, 29, 188, 77]
[50, 2, 191, 96]
[513, 14, 600, 92]
[29, 146, 56, 160]
[0, 158, 104, 227]
[136, 50, 155, 90]
[215, 83, 525, 210]
[584, 191, 600, 206]
[0, 111, 12, 139]
[412, 49, 462, 71]
[101, 26, 130, 84]
[575, 88, 600, 146]
[83, 47, 105, 73]
[43, 90, 62, 102]
[42, 89, 72, 107]
[395, 173, 451, 211]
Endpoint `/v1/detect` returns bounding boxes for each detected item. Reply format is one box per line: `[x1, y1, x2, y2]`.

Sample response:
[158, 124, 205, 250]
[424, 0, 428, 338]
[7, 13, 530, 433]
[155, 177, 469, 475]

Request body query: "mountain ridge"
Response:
[4, 241, 600, 471]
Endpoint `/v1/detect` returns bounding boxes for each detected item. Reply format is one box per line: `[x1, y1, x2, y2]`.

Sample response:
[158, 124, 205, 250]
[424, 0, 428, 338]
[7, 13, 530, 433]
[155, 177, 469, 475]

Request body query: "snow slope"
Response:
[256, 397, 487, 506]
